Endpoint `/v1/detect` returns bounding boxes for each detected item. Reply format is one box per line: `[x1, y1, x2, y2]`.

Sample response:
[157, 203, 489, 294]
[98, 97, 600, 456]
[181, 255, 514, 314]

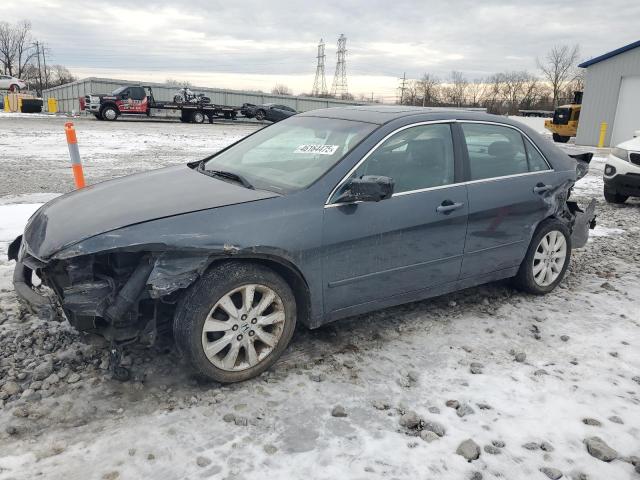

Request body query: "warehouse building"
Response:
[576, 39, 640, 147]
[42, 77, 363, 115]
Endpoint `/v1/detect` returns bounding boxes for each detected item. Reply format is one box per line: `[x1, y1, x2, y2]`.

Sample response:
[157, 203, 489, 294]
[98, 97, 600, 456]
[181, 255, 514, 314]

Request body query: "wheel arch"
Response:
[100, 102, 120, 115]
[203, 255, 312, 328]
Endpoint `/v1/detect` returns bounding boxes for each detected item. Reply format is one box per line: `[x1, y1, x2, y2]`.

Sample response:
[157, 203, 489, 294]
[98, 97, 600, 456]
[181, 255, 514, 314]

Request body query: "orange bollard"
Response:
[65, 122, 86, 189]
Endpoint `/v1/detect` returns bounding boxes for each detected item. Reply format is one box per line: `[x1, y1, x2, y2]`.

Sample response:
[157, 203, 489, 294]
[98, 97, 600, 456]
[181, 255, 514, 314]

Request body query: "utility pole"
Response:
[34, 41, 43, 95]
[331, 34, 348, 98]
[398, 72, 407, 104]
[41, 43, 49, 90]
[311, 38, 327, 96]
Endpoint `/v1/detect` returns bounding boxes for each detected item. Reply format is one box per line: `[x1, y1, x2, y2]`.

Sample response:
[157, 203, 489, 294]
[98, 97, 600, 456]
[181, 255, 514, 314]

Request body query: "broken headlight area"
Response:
[24, 250, 209, 346]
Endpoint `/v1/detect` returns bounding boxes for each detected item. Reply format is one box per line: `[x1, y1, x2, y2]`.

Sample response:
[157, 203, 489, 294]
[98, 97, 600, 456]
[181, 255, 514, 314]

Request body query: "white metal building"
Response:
[42, 77, 364, 116]
[576, 40, 640, 147]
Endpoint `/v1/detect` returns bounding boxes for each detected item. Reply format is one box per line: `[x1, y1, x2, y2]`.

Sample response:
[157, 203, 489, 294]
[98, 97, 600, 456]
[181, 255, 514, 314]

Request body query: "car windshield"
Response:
[204, 116, 376, 193]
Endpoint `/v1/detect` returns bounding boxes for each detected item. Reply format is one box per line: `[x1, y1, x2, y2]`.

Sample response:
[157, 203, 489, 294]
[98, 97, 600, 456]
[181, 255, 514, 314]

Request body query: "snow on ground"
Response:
[0, 114, 639, 480]
[0, 114, 259, 196]
[508, 115, 549, 136]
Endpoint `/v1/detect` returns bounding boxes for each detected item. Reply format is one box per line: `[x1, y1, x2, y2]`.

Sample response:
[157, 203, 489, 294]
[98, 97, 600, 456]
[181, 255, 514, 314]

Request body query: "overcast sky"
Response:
[7, 0, 639, 99]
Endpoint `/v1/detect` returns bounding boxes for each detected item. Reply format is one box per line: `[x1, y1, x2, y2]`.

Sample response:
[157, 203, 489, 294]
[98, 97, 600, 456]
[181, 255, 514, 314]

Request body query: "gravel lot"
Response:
[0, 113, 638, 480]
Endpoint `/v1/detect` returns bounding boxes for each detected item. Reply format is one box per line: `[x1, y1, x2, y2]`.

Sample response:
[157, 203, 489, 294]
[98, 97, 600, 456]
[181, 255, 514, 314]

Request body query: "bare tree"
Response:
[271, 84, 292, 95]
[482, 73, 505, 114]
[49, 64, 76, 87]
[520, 73, 544, 110]
[401, 80, 420, 105]
[537, 44, 580, 107]
[500, 71, 530, 115]
[466, 78, 485, 107]
[0, 20, 36, 77]
[417, 73, 440, 106]
[443, 71, 468, 106]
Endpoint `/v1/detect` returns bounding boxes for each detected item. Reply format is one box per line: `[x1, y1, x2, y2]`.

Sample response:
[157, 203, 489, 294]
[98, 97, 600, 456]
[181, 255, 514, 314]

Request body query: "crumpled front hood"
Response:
[23, 165, 278, 260]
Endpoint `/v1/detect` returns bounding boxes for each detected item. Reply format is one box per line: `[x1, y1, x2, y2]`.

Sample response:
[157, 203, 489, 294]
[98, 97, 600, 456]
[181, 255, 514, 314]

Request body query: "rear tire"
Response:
[9, 84, 20, 92]
[552, 133, 570, 143]
[192, 111, 205, 124]
[513, 219, 571, 295]
[173, 261, 297, 383]
[255, 109, 266, 121]
[603, 186, 628, 204]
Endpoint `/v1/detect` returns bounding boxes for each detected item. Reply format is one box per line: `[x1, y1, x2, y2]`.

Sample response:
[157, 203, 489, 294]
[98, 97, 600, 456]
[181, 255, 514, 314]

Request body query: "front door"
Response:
[458, 122, 560, 278]
[322, 122, 468, 314]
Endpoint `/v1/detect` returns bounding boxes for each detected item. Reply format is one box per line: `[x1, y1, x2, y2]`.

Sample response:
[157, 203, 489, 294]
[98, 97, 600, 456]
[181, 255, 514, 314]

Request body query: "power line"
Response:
[331, 34, 348, 98]
[311, 38, 327, 96]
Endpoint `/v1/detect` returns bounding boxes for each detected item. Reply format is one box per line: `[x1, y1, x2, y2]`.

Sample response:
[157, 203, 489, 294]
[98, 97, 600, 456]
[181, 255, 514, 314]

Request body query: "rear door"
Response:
[322, 122, 468, 314]
[459, 122, 559, 278]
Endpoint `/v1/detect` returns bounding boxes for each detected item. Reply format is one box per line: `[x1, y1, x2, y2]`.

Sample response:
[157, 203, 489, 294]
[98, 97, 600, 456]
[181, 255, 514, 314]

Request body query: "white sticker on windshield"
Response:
[294, 144, 339, 155]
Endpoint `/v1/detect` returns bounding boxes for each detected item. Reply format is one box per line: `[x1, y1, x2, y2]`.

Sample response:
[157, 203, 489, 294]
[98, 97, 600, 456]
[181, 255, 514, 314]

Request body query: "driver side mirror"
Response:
[335, 175, 394, 203]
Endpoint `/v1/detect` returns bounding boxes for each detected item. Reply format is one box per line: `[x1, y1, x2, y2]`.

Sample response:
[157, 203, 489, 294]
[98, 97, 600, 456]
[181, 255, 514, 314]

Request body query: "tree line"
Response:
[0, 20, 76, 93]
[397, 45, 582, 114]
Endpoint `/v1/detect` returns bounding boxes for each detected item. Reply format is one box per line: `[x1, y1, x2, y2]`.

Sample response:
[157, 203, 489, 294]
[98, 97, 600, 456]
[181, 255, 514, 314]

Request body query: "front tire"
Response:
[173, 261, 297, 383]
[101, 106, 118, 121]
[9, 84, 20, 92]
[514, 219, 571, 294]
[552, 133, 570, 143]
[255, 109, 266, 121]
[603, 186, 628, 204]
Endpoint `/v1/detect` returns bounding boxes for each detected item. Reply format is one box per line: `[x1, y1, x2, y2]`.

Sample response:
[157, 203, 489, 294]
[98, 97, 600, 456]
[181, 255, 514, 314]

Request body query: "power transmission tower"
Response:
[331, 34, 348, 98]
[398, 72, 407, 104]
[311, 38, 327, 96]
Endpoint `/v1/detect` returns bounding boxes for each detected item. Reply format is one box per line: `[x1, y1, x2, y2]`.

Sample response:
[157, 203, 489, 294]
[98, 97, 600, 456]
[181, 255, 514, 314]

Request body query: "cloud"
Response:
[5, 0, 639, 97]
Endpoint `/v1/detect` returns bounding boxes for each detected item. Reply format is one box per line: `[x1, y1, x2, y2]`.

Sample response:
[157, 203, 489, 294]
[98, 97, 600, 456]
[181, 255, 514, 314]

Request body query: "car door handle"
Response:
[436, 200, 464, 214]
[533, 183, 552, 194]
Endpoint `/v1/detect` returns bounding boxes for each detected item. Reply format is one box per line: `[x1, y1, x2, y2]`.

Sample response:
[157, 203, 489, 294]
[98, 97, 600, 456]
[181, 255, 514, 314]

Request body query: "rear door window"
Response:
[524, 138, 550, 172]
[461, 123, 529, 181]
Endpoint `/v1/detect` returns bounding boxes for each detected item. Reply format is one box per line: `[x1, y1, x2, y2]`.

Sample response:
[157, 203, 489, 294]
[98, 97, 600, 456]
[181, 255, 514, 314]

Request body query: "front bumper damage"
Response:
[8, 236, 215, 346]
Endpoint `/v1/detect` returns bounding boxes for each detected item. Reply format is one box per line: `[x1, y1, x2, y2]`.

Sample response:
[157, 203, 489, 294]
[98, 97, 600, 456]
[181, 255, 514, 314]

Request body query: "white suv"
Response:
[0, 75, 27, 92]
[604, 135, 640, 203]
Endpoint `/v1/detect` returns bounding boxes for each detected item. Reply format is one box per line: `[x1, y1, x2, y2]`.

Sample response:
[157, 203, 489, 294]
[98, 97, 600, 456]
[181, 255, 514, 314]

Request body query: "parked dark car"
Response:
[245, 103, 297, 122]
[240, 103, 256, 118]
[10, 107, 596, 383]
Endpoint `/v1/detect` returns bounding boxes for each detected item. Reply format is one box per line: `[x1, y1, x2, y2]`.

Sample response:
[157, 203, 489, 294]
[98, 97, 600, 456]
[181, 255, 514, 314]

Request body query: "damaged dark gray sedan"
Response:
[9, 107, 596, 383]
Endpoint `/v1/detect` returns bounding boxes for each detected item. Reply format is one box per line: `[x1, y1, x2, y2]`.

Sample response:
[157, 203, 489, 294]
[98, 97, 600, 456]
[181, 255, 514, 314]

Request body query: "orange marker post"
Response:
[65, 122, 86, 189]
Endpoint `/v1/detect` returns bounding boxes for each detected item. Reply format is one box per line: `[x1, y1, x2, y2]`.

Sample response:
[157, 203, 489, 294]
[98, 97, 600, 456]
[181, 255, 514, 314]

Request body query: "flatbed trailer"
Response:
[518, 109, 554, 118]
[85, 85, 238, 123]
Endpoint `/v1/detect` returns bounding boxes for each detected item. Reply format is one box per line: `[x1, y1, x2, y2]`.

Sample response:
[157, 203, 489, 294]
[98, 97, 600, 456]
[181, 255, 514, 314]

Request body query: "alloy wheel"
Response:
[532, 230, 567, 287]
[201, 284, 286, 371]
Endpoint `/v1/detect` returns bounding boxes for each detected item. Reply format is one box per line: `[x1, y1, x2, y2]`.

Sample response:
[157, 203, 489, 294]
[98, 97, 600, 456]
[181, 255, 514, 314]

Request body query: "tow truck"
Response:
[84, 85, 238, 123]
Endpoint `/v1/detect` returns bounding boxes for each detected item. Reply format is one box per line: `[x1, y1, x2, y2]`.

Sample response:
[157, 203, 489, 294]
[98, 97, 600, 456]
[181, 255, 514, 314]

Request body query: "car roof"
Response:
[298, 105, 514, 126]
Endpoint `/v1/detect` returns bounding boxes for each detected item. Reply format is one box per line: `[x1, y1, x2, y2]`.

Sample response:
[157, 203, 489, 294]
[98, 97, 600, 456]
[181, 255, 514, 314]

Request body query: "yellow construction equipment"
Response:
[544, 91, 582, 143]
